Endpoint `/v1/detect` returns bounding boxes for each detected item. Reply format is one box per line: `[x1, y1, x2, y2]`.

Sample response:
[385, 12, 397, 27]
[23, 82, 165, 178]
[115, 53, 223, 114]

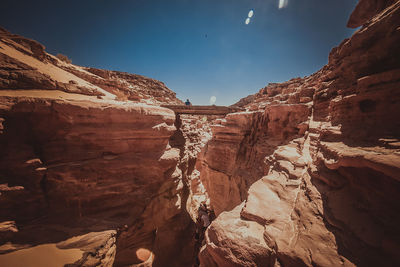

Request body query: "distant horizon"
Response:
[1, 0, 357, 105]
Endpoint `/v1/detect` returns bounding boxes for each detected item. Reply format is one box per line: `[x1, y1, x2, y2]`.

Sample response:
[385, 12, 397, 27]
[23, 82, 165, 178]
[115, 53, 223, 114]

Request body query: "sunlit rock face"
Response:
[115, 114, 213, 267]
[0, 27, 187, 266]
[0, 97, 177, 222]
[198, 105, 311, 217]
[0, 27, 183, 105]
[200, 1, 400, 266]
[0, 95, 180, 264]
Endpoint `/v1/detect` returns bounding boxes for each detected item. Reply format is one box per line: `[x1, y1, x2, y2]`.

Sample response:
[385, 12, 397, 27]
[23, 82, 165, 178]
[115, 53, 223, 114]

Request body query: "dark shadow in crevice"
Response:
[311, 166, 400, 266]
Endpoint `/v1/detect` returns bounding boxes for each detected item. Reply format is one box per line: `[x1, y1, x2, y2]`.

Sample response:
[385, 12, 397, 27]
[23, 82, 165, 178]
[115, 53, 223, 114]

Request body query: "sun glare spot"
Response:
[248, 10, 254, 18]
[279, 0, 289, 9]
[245, 18, 251, 25]
[136, 248, 151, 262]
[209, 96, 216, 105]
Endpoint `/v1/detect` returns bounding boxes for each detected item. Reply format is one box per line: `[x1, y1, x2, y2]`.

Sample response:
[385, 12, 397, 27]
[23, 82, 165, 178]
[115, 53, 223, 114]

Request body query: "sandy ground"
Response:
[48, 54, 104, 80]
[0, 243, 83, 267]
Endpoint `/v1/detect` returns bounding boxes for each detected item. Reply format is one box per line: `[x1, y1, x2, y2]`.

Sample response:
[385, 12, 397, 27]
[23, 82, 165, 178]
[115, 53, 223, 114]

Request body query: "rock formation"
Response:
[0, 26, 187, 266]
[199, 1, 400, 266]
[0, 27, 182, 105]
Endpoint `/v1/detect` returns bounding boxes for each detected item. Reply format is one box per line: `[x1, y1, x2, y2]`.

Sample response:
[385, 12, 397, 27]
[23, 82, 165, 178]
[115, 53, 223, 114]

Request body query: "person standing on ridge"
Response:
[185, 99, 192, 106]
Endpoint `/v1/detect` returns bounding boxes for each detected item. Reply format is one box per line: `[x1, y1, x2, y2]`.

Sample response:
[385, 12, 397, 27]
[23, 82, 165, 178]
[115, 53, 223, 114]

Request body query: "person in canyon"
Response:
[195, 202, 212, 242]
[194, 202, 214, 266]
[185, 99, 192, 106]
[198, 202, 211, 228]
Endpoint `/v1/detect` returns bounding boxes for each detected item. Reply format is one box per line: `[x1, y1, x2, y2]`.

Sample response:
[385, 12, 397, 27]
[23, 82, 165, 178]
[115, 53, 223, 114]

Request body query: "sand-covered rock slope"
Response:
[0, 27, 182, 105]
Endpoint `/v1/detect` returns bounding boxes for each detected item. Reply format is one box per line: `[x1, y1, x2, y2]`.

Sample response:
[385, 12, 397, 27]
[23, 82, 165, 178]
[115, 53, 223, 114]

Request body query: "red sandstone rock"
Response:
[199, 1, 400, 266]
[347, 0, 396, 28]
[0, 32, 197, 264]
[0, 89, 183, 266]
[114, 114, 214, 267]
[0, 26, 182, 105]
[0, 94, 177, 220]
[0, 28, 189, 266]
[200, 203, 277, 267]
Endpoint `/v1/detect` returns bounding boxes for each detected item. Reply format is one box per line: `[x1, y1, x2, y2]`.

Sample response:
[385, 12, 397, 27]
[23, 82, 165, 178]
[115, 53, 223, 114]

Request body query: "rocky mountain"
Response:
[0, 0, 399, 266]
[0, 27, 182, 105]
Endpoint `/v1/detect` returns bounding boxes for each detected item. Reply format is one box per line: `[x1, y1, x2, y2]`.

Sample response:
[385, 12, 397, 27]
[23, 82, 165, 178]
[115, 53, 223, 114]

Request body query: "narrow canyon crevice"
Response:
[113, 112, 215, 267]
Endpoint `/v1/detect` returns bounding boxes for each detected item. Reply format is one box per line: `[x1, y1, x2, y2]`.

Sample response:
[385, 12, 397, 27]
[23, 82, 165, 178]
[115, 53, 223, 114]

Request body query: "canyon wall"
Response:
[0, 27, 192, 266]
[0, 94, 183, 266]
[114, 114, 213, 266]
[199, 1, 400, 266]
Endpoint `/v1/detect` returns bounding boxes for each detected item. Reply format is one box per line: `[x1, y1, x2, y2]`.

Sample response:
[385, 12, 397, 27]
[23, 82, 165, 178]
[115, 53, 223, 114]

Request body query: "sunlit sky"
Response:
[1, 0, 357, 105]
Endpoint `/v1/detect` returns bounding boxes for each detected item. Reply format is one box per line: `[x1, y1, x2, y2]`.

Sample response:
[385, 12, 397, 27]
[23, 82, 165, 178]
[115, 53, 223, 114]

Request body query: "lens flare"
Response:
[245, 18, 251, 25]
[279, 0, 289, 9]
[248, 10, 254, 18]
[209, 96, 216, 105]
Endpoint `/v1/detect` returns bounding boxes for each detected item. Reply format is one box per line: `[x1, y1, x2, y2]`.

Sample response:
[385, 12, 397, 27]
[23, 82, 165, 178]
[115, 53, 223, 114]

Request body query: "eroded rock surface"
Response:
[0, 27, 182, 105]
[199, 1, 400, 266]
[0, 93, 182, 264]
[0, 26, 186, 267]
[114, 114, 214, 267]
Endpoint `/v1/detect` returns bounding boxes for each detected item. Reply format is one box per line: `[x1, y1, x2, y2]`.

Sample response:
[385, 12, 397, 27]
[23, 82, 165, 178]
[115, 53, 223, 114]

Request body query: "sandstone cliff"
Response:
[0, 27, 182, 105]
[199, 1, 400, 266]
[0, 26, 187, 266]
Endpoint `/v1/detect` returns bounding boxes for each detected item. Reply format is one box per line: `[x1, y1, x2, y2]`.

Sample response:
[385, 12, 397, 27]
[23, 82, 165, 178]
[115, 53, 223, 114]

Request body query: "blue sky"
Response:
[1, 0, 357, 105]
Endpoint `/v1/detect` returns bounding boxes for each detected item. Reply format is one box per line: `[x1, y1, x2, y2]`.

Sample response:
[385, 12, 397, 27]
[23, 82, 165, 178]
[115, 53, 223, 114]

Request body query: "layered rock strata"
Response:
[0, 26, 187, 266]
[199, 1, 400, 266]
[0, 93, 180, 265]
[0, 27, 182, 105]
[114, 114, 213, 266]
